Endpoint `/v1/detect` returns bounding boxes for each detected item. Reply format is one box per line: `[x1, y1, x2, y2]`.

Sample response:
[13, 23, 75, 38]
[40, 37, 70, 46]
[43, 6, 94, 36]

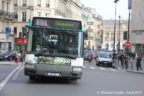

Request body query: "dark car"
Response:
[0, 54, 5, 61]
[83, 51, 92, 61]
[4, 51, 16, 61]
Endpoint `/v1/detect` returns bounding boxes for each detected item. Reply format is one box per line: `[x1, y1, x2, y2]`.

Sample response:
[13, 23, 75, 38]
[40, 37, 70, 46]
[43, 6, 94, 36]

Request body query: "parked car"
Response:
[83, 51, 92, 61]
[4, 51, 16, 61]
[0, 54, 5, 61]
[91, 51, 97, 59]
[96, 51, 113, 67]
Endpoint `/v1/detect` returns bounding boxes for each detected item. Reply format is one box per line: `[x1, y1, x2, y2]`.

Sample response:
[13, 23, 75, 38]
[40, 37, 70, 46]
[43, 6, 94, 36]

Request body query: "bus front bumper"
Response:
[24, 64, 82, 79]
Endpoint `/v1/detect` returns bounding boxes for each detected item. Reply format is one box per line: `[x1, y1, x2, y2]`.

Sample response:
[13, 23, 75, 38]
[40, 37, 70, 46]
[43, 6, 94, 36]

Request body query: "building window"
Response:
[14, 12, 18, 19]
[111, 37, 113, 41]
[88, 41, 90, 46]
[117, 37, 119, 41]
[45, 13, 50, 17]
[37, 12, 41, 17]
[1, 22, 4, 32]
[37, 0, 41, 7]
[106, 33, 109, 36]
[22, 12, 26, 21]
[2, 1, 4, 11]
[111, 43, 113, 48]
[46, 0, 49, 7]
[105, 37, 109, 41]
[7, 2, 9, 12]
[14, 27, 17, 35]
[22, 27, 27, 33]
[14, 0, 18, 6]
[63, 0, 67, 2]
[6, 22, 9, 27]
[23, 0, 27, 6]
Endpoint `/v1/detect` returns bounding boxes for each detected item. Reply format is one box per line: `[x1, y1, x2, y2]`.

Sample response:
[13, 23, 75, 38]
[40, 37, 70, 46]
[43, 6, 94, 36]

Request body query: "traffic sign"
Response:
[125, 42, 131, 47]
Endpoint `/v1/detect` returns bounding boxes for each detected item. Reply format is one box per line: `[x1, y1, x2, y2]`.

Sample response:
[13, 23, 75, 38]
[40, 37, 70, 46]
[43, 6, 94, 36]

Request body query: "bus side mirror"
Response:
[84, 32, 88, 40]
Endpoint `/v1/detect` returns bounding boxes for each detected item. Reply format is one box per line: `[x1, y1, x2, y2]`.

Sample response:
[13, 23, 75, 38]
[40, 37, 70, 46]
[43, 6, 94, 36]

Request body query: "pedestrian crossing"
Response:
[82, 65, 121, 72]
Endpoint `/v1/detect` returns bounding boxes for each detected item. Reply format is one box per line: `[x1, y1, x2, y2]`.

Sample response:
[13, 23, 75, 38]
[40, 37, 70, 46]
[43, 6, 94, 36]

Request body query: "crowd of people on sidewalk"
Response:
[117, 51, 143, 71]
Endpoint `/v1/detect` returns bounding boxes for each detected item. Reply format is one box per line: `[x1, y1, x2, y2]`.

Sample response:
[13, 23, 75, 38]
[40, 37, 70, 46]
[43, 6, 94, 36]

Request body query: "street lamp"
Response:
[118, 15, 121, 52]
[113, 0, 119, 63]
[127, 0, 131, 53]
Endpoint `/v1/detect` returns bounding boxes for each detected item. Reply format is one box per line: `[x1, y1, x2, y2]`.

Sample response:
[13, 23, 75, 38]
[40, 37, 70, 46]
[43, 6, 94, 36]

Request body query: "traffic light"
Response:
[22, 27, 27, 38]
[23, 33, 26, 38]
[123, 31, 127, 40]
[84, 32, 88, 40]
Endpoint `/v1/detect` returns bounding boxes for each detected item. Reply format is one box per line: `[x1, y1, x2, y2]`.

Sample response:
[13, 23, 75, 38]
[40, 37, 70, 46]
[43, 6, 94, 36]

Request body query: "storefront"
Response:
[0, 33, 14, 55]
[0, 34, 7, 55]
[14, 38, 27, 56]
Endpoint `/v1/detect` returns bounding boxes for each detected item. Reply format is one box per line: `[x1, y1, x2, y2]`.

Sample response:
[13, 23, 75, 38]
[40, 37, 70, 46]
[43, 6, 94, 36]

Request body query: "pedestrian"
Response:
[15, 50, 20, 63]
[119, 53, 124, 69]
[88, 54, 92, 63]
[124, 53, 128, 71]
[136, 56, 142, 71]
[14, 56, 18, 63]
[129, 57, 133, 70]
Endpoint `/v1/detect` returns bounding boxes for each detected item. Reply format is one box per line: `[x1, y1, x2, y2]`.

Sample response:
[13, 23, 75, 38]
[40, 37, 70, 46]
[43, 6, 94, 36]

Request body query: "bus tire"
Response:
[29, 76, 35, 81]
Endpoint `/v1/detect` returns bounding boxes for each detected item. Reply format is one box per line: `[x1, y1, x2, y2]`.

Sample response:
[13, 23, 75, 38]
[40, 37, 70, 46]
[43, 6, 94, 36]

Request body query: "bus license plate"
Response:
[47, 73, 60, 76]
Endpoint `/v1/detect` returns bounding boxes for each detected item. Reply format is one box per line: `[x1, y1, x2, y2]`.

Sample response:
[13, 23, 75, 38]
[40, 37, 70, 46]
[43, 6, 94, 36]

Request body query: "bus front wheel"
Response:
[29, 76, 35, 81]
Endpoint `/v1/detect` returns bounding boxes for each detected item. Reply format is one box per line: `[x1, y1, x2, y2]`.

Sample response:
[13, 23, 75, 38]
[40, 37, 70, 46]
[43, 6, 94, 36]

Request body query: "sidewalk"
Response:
[114, 59, 144, 74]
[0, 61, 23, 65]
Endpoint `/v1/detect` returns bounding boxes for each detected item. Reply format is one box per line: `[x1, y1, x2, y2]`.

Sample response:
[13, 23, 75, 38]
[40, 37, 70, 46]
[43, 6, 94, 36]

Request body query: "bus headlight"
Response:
[25, 60, 36, 69]
[73, 67, 82, 72]
[25, 64, 35, 69]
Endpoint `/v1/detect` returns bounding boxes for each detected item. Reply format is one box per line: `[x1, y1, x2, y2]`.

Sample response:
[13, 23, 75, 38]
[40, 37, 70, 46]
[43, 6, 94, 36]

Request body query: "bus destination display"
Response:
[32, 17, 82, 30]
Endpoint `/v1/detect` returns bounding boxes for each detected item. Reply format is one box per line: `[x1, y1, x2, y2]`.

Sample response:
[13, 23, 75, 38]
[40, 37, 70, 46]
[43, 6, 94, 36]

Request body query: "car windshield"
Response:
[27, 28, 83, 58]
[98, 52, 111, 58]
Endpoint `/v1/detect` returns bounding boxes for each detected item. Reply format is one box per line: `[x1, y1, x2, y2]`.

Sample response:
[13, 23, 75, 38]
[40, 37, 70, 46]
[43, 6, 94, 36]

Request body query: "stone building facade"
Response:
[130, 0, 144, 56]
[82, 6, 101, 51]
[0, 0, 16, 55]
[102, 20, 128, 51]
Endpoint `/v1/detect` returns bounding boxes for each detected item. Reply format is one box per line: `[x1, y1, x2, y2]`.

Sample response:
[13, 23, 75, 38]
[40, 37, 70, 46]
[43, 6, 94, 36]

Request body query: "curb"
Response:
[114, 65, 144, 74]
[0, 61, 23, 65]
[126, 70, 144, 74]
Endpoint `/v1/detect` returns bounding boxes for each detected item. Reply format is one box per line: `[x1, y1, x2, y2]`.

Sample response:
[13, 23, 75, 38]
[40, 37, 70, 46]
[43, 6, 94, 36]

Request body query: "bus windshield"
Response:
[27, 28, 83, 58]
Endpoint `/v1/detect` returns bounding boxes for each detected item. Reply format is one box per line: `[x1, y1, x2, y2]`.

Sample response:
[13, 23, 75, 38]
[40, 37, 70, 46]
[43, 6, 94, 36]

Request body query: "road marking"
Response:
[99, 67, 106, 71]
[110, 68, 118, 72]
[83, 66, 86, 68]
[89, 66, 95, 69]
[0, 65, 21, 91]
[12, 66, 24, 80]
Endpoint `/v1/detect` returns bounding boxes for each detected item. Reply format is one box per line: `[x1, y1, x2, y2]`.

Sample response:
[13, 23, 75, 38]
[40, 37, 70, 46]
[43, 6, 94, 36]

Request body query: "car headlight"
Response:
[73, 67, 83, 72]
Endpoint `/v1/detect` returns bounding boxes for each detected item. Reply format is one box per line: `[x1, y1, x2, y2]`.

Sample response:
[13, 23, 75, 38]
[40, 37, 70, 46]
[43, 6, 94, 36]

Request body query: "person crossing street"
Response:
[136, 56, 142, 71]
[124, 53, 128, 71]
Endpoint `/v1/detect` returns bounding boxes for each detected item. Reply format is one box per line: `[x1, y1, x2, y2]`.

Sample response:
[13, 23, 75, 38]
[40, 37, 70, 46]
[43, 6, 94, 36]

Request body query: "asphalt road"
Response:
[0, 60, 144, 96]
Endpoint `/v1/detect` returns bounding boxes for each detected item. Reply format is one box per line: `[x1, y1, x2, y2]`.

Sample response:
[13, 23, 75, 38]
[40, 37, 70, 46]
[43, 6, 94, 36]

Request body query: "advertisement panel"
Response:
[37, 57, 71, 66]
[0, 34, 6, 42]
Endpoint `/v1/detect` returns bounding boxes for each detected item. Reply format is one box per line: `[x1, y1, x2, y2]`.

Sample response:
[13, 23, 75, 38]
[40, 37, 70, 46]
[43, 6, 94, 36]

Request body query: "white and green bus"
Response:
[24, 17, 84, 81]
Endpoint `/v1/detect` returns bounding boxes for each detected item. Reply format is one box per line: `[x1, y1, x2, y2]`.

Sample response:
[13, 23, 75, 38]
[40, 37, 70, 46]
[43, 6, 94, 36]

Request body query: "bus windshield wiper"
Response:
[35, 48, 49, 56]
[53, 54, 76, 59]
[34, 53, 76, 59]
[63, 54, 76, 59]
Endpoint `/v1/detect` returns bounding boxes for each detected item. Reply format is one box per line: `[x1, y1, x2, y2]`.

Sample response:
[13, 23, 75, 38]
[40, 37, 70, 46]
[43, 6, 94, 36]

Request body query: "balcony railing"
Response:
[0, 10, 17, 20]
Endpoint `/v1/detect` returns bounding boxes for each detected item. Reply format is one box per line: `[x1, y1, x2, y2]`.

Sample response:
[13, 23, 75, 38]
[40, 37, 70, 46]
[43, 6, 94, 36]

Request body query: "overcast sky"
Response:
[81, 0, 129, 20]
